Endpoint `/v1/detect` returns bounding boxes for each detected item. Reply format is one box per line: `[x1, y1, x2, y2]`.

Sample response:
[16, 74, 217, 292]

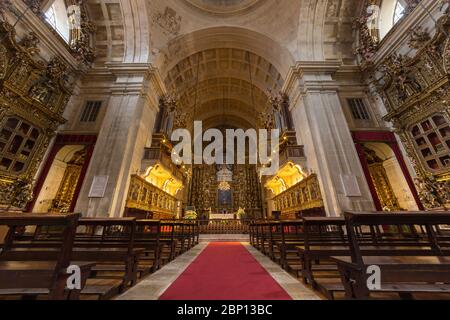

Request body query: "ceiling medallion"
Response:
[183, 0, 266, 16]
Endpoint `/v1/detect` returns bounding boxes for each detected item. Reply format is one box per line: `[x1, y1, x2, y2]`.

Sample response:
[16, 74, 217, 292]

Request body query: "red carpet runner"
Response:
[159, 242, 292, 300]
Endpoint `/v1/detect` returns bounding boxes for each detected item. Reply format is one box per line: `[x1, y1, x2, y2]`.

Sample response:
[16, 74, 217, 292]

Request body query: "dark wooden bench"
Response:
[296, 217, 347, 288]
[134, 219, 163, 275]
[277, 220, 305, 273]
[160, 221, 178, 263]
[73, 218, 145, 299]
[0, 213, 94, 300]
[331, 211, 450, 300]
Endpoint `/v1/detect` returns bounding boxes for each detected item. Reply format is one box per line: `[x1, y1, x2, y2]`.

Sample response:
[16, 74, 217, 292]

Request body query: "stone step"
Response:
[199, 234, 250, 242]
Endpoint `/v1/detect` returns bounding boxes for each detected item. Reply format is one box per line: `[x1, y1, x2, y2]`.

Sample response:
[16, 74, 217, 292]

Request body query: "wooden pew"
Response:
[278, 220, 304, 273]
[135, 219, 163, 275]
[331, 211, 450, 300]
[296, 217, 347, 289]
[73, 218, 145, 299]
[249, 221, 256, 246]
[0, 213, 94, 300]
[160, 221, 177, 263]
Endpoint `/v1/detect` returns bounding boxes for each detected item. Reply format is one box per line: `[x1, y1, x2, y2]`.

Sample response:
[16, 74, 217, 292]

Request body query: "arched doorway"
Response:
[28, 135, 96, 213]
[352, 131, 423, 211]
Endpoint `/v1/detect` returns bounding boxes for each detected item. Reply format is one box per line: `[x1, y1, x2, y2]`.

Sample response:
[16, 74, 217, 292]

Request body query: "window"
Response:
[410, 114, 450, 172]
[379, 0, 408, 39]
[393, 0, 406, 25]
[0, 116, 41, 174]
[44, 5, 57, 29]
[44, 0, 70, 43]
[80, 101, 102, 123]
[347, 98, 371, 121]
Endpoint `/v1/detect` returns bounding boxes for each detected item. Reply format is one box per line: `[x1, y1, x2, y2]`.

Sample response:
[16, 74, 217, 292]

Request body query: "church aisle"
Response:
[160, 242, 291, 300]
[117, 242, 320, 300]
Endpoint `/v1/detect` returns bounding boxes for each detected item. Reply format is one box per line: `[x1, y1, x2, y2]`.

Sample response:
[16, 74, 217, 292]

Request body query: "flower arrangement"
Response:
[236, 207, 246, 218]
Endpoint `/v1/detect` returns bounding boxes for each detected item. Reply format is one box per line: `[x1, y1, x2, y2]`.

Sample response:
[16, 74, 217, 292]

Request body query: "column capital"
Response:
[102, 62, 166, 97]
[283, 60, 343, 106]
[291, 60, 343, 76]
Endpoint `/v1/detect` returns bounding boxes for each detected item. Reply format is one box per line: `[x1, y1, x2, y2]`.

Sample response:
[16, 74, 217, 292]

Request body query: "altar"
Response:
[209, 213, 236, 220]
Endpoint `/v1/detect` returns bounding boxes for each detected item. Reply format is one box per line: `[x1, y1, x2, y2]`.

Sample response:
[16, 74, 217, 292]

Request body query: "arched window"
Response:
[393, 0, 406, 25]
[379, 0, 407, 39]
[44, 0, 70, 43]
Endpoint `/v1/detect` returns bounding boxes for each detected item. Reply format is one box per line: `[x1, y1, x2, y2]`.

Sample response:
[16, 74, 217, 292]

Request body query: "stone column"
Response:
[74, 64, 164, 217]
[284, 61, 375, 216]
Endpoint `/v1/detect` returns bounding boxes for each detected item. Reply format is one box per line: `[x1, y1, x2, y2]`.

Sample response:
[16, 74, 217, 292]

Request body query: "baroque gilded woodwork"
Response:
[371, 15, 450, 209]
[17, 0, 96, 65]
[190, 164, 262, 217]
[49, 148, 86, 213]
[0, 20, 71, 209]
[364, 146, 400, 210]
[354, 0, 423, 69]
[272, 174, 324, 216]
[126, 174, 178, 217]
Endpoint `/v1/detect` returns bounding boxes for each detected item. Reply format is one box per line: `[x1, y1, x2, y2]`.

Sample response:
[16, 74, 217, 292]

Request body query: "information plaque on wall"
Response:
[88, 175, 109, 198]
[340, 174, 362, 197]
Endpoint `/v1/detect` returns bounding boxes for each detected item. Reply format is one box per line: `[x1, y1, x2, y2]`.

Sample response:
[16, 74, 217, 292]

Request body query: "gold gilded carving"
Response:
[50, 149, 86, 213]
[273, 174, 324, 215]
[18, 31, 40, 56]
[415, 175, 450, 209]
[0, 20, 70, 209]
[126, 174, 177, 217]
[365, 15, 450, 209]
[0, 174, 34, 210]
[364, 147, 400, 210]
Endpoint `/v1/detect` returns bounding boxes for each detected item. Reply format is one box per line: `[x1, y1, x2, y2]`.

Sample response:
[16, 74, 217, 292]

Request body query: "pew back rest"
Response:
[0, 213, 80, 269]
[344, 211, 450, 264]
[135, 219, 160, 242]
[160, 222, 175, 240]
[302, 217, 347, 248]
[280, 220, 304, 244]
[76, 218, 137, 253]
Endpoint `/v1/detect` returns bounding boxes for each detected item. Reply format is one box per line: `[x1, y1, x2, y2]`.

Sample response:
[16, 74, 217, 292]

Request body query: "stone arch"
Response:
[153, 26, 295, 130]
[154, 26, 295, 79]
[84, 0, 150, 64]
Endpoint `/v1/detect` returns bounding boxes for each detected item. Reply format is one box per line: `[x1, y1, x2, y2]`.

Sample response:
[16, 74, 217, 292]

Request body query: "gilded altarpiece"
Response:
[364, 147, 400, 210]
[50, 149, 87, 213]
[0, 21, 71, 209]
[373, 15, 450, 209]
[190, 164, 262, 217]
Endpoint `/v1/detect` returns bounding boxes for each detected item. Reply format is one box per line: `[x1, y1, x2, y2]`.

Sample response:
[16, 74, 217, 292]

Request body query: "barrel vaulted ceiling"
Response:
[85, 0, 361, 66]
[84, 0, 361, 127]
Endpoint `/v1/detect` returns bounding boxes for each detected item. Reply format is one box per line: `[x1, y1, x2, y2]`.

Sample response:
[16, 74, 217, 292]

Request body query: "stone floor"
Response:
[116, 241, 321, 300]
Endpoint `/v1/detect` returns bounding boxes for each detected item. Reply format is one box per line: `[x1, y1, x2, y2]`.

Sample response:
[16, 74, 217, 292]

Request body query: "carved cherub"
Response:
[408, 26, 431, 49]
[18, 32, 40, 55]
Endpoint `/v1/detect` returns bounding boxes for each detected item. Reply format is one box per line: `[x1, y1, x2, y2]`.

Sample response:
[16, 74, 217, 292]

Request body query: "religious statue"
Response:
[19, 32, 40, 55]
[407, 26, 431, 49]
[2, 175, 34, 210]
[414, 176, 449, 209]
